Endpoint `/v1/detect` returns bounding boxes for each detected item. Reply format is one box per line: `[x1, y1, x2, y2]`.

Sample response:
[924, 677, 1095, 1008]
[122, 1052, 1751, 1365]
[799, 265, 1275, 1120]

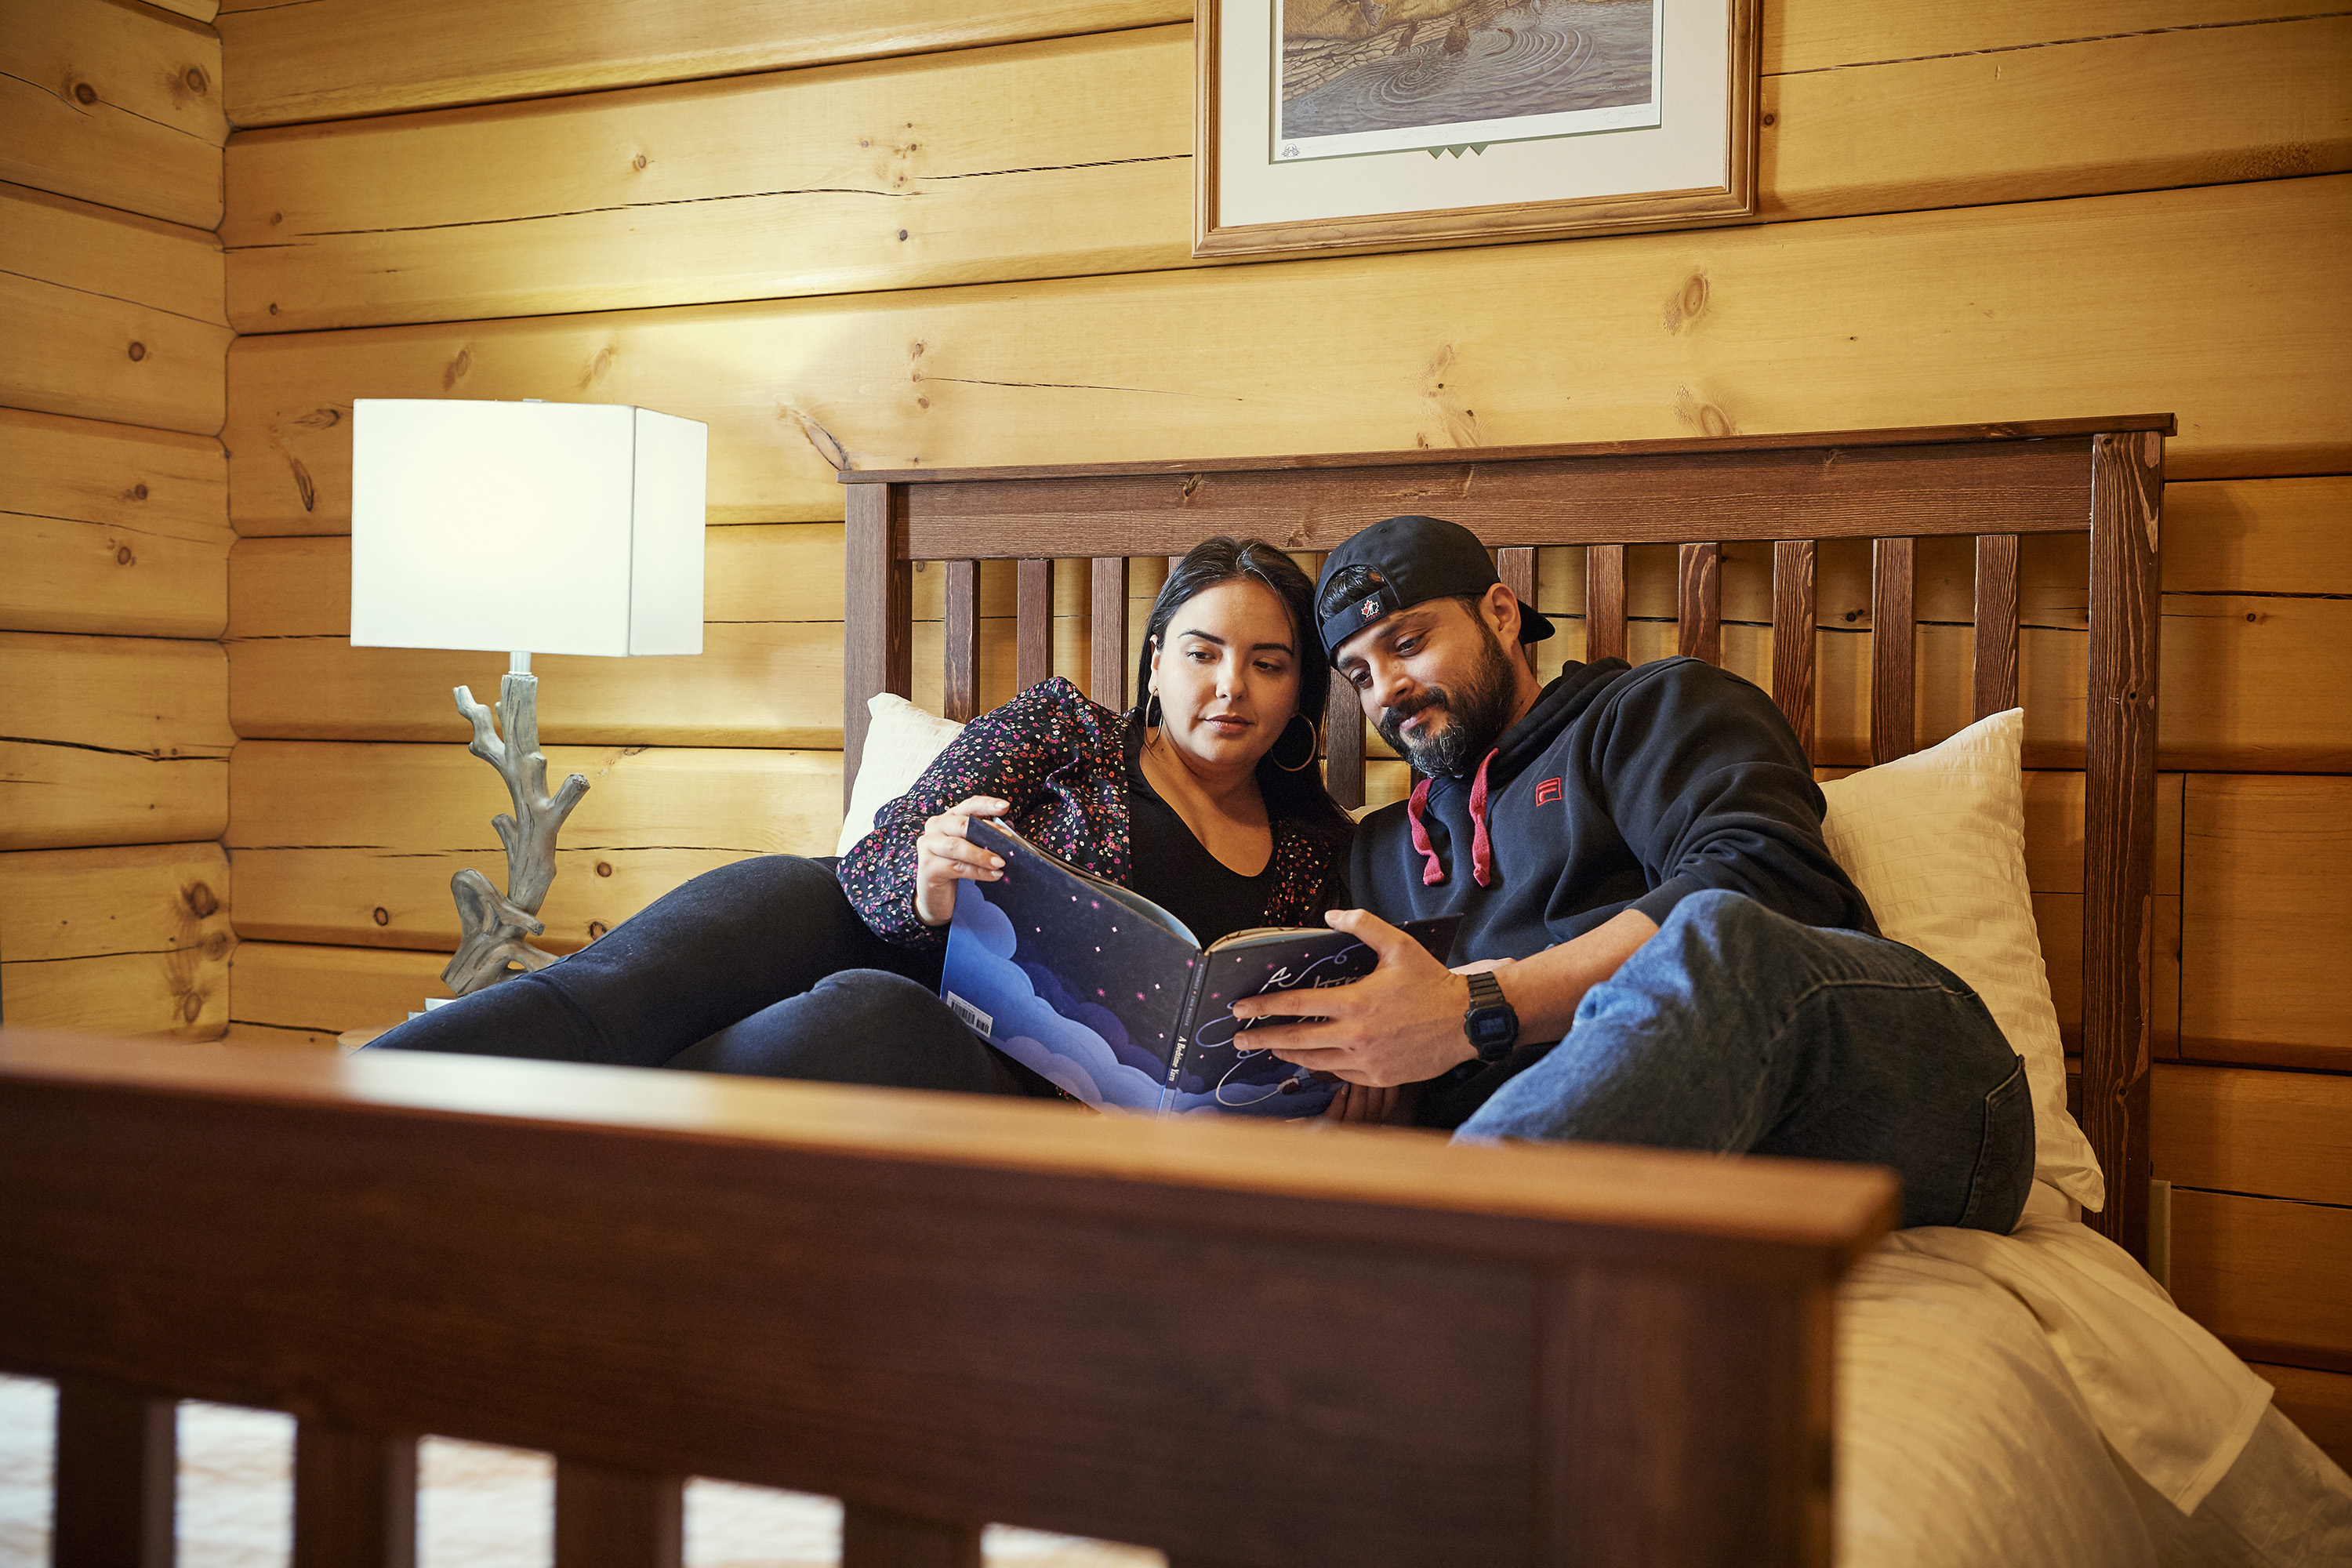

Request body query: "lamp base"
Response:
[443, 670, 590, 995]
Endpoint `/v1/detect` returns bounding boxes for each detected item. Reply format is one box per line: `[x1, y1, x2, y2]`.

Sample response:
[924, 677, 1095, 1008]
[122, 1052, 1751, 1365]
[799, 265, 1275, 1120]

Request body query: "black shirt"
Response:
[1124, 738, 1281, 944]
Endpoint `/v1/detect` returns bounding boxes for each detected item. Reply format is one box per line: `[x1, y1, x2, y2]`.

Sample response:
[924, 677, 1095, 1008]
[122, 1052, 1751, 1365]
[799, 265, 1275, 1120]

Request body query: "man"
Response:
[1232, 515, 2032, 1232]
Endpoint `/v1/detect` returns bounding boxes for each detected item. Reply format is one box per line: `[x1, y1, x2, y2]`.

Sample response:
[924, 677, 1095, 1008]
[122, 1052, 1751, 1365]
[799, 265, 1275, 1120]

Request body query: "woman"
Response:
[369, 536, 1366, 1108]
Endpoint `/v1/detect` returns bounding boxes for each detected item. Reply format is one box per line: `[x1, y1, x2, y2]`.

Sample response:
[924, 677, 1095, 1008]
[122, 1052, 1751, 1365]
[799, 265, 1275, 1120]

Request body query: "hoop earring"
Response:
[1144, 691, 1162, 728]
[1271, 713, 1319, 772]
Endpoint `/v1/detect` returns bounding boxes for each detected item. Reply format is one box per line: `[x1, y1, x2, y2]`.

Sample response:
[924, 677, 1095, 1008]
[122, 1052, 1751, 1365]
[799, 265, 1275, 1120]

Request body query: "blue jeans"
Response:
[1451, 890, 2034, 1233]
[365, 855, 1054, 1098]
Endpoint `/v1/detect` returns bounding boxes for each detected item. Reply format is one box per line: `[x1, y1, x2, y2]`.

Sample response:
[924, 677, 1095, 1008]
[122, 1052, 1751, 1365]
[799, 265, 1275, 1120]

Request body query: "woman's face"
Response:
[1149, 578, 1305, 774]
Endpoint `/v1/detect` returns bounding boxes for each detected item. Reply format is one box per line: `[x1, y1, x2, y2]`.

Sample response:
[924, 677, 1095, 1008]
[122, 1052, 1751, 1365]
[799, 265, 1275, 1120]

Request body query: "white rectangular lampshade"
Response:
[350, 399, 707, 657]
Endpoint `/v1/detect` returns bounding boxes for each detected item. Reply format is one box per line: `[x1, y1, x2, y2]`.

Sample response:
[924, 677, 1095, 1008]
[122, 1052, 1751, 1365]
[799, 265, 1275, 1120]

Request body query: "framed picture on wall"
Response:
[1195, 0, 1760, 259]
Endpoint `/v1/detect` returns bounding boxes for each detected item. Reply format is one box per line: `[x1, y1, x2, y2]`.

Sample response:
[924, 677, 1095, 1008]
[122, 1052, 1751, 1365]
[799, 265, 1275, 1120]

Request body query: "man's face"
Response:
[1334, 597, 1521, 777]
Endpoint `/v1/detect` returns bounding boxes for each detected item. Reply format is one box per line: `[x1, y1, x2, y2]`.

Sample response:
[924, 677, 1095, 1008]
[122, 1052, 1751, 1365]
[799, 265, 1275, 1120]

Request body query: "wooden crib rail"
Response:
[0, 1030, 1893, 1568]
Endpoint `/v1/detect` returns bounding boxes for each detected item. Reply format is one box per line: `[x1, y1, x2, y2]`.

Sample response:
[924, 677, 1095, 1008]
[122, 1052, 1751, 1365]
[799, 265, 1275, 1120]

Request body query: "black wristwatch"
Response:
[1462, 971, 1519, 1063]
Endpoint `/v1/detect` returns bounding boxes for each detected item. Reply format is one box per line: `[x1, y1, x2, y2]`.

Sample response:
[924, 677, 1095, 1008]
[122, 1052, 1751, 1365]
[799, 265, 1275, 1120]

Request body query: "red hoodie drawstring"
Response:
[1404, 750, 1497, 888]
[1406, 778, 1443, 886]
[1466, 749, 1495, 887]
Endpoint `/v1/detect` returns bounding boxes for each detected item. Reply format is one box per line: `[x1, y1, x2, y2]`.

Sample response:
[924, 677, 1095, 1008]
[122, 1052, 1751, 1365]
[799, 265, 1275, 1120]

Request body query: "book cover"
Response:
[940, 818, 1457, 1117]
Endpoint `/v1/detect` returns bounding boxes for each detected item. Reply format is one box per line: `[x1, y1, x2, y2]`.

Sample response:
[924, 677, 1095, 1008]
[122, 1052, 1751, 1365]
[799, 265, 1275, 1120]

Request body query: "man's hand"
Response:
[1229, 909, 1475, 1087]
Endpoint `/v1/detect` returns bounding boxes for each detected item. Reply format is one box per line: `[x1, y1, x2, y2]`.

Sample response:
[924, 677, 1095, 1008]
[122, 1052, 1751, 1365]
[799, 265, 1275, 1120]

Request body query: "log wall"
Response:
[212, 0, 2350, 1461]
[0, 1, 233, 1040]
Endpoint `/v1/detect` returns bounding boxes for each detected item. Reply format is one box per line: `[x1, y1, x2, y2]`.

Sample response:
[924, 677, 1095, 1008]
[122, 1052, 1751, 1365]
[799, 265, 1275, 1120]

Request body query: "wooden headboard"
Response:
[840, 416, 2172, 1261]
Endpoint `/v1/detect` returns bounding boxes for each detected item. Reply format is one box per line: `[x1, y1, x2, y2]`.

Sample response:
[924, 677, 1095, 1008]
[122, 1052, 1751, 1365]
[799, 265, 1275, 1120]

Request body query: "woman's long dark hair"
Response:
[1133, 536, 1356, 841]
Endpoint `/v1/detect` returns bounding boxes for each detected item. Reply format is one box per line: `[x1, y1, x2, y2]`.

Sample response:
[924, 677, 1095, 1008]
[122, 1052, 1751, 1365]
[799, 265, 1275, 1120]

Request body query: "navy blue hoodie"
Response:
[1350, 656, 1877, 966]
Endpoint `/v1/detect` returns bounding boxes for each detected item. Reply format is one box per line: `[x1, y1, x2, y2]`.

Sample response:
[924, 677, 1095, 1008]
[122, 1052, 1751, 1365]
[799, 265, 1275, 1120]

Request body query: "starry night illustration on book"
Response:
[942, 818, 1460, 1117]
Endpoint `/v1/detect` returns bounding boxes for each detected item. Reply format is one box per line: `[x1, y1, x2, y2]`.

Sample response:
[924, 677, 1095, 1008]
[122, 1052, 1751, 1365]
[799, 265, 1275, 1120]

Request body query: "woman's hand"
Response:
[913, 797, 1010, 927]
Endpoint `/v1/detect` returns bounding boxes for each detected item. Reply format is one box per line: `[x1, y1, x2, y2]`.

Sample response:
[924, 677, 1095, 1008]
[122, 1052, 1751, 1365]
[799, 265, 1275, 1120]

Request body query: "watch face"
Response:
[1469, 1008, 1515, 1048]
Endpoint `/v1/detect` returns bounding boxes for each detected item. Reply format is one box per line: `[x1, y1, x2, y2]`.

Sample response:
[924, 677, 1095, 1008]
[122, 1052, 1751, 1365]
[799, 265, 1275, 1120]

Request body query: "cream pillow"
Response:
[834, 694, 967, 857]
[1818, 708, 2105, 1212]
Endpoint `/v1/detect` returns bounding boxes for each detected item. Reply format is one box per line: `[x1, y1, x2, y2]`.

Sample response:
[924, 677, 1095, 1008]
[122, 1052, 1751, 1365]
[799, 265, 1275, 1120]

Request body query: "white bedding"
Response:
[1836, 1181, 2352, 1566]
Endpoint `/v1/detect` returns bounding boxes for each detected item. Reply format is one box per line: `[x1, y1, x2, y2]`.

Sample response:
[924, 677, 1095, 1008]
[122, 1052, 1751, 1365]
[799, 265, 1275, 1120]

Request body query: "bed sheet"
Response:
[1835, 1181, 2352, 1566]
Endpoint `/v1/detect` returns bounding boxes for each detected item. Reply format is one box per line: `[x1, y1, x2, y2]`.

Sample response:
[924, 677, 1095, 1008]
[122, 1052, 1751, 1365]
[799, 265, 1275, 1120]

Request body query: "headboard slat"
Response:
[1771, 541, 1817, 760]
[844, 485, 911, 810]
[1497, 546, 1535, 610]
[1870, 539, 1917, 766]
[2081, 429, 2165, 1262]
[1973, 535, 2021, 719]
[943, 559, 979, 724]
[1324, 680, 1366, 809]
[1585, 545, 1627, 663]
[1678, 543, 1722, 665]
[1015, 559, 1053, 694]
[1091, 557, 1129, 711]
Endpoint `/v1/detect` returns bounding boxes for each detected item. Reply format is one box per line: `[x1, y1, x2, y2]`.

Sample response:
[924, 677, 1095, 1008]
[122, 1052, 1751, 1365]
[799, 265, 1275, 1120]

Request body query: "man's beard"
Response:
[1374, 623, 1520, 778]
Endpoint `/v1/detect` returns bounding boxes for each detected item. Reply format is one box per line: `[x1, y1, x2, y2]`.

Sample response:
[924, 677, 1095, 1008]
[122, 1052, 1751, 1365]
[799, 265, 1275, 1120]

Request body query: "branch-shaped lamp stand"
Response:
[442, 652, 591, 995]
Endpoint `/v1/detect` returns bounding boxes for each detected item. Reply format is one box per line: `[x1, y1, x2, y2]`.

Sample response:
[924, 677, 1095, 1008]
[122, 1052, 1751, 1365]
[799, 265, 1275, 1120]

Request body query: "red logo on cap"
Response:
[1359, 595, 1381, 619]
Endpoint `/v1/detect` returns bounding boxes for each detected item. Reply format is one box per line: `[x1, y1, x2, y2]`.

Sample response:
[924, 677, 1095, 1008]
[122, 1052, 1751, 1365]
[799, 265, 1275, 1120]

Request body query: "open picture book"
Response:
[942, 818, 1458, 1117]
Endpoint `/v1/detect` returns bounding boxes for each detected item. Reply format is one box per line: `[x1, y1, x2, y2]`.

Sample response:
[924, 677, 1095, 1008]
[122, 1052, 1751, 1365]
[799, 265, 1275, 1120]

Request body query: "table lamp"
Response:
[351, 398, 708, 994]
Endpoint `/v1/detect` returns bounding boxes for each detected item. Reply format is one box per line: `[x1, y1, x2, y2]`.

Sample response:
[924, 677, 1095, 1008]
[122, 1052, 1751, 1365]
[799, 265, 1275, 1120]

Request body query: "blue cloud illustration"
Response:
[943, 893, 1170, 1112]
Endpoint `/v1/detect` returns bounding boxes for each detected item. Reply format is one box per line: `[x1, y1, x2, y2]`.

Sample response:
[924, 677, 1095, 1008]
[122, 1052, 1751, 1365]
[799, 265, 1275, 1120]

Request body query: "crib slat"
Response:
[1584, 544, 1626, 662]
[1677, 542, 1722, 664]
[841, 1502, 984, 1568]
[942, 559, 978, 724]
[54, 1377, 175, 1568]
[1323, 676, 1365, 808]
[1771, 541, 1818, 760]
[293, 1419, 417, 1568]
[1871, 537, 1916, 764]
[1015, 558, 1053, 692]
[554, 1458, 684, 1568]
[1973, 533, 2021, 718]
[1091, 556, 1129, 710]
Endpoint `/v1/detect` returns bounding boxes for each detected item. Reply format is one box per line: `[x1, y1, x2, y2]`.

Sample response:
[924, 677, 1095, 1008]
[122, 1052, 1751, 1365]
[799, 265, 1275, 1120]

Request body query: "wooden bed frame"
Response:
[0, 416, 2164, 1568]
[843, 415, 2168, 1259]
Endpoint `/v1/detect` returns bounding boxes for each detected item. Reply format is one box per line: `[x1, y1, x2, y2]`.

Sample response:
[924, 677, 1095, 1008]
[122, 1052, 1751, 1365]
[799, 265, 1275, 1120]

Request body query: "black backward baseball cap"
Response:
[1314, 514, 1555, 665]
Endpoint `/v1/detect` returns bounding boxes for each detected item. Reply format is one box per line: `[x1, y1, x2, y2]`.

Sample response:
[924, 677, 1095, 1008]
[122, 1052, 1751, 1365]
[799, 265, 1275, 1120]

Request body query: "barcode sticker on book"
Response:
[944, 991, 993, 1040]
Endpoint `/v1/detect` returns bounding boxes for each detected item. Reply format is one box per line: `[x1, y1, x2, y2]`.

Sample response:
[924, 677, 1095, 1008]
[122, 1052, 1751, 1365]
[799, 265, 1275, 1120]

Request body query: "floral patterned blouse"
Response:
[838, 677, 1350, 949]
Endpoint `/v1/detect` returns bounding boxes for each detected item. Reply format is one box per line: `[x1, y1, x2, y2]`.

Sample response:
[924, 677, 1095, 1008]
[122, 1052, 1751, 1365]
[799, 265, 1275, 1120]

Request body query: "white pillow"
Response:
[835, 694, 967, 857]
[1818, 708, 2105, 1213]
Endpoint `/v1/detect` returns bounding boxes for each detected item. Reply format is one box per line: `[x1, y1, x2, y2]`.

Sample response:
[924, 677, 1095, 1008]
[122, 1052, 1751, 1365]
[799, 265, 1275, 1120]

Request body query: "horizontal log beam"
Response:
[2153, 1065, 2352, 1210]
[0, 842, 232, 1039]
[225, 742, 842, 951]
[1, 404, 230, 641]
[1, 184, 229, 437]
[224, 176, 2349, 537]
[222, 16, 2350, 332]
[2169, 1188, 2352, 1374]
[216, 0, 1183, 125]
[226, 942, 452, 1047]
[2180, 775, 2352, 1072]
[0, 0, 227, 228]
[0, 631, 233, 851]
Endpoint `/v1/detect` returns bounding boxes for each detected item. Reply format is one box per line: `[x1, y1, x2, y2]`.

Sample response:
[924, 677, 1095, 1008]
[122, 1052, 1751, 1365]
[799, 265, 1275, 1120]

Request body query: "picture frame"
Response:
[1194, 0, 1761, 260]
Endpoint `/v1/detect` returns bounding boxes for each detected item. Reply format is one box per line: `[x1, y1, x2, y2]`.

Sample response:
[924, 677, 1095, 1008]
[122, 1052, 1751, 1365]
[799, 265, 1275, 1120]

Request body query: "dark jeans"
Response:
[1448, 890, 2037, 1233]
[366, 855, 1057, 1098]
